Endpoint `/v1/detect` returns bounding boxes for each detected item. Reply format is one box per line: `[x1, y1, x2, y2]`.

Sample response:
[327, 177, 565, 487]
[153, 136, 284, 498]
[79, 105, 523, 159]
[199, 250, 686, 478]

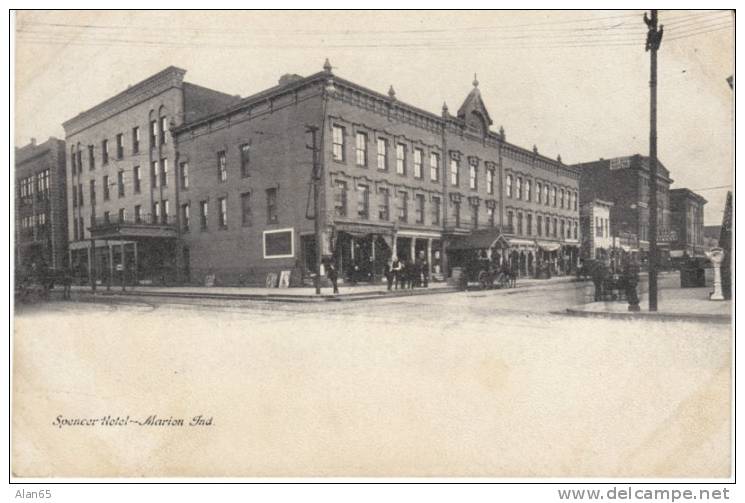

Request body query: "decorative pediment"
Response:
[468, 196, 481, 207]
[468, 155, 480, 167]
[484, 199, 497, 209]
[449, 150, 461, 161]
[449, 192, 463, 203]
[456, 75, 494, 136]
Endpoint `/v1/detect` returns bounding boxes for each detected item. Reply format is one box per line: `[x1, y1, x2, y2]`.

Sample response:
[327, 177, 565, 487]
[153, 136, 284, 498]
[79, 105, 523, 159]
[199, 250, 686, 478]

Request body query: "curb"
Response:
[559, 308, 731, 324]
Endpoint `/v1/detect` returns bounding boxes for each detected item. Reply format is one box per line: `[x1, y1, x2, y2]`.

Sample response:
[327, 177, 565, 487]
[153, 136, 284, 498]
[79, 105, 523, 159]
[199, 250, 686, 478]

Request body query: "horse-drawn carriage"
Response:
[15, 266, 72, 303]
[448, 229, 517, 291]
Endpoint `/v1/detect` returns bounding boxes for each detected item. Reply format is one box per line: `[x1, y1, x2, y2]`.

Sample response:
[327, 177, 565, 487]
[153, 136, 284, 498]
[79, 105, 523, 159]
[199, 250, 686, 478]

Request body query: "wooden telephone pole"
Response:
[306, 125, 322, 295]
[645, 10, 663, 311]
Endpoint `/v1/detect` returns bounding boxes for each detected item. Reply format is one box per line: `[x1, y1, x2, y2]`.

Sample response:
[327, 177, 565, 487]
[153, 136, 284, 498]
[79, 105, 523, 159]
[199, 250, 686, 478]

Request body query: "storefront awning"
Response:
[508, 238, 537, 249]
[448, 228, 508, 251]
[536, 240, 562, 252]
[670, 250, 686, 258]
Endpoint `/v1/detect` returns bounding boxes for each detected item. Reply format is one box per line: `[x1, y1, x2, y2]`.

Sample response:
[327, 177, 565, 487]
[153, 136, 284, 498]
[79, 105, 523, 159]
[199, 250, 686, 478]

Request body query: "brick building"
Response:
[15, 137, 68, 271]
[669, 188, 707, 258]
[574, 154, 674, 265]
[579, 199, 614, 260]
[62, 66, 239, 285]
[170, 63, 581, 285]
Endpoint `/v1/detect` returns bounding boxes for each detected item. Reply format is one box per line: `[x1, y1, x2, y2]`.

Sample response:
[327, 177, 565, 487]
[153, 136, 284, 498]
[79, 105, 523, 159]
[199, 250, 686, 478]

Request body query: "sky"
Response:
[13, 10, 734, 224]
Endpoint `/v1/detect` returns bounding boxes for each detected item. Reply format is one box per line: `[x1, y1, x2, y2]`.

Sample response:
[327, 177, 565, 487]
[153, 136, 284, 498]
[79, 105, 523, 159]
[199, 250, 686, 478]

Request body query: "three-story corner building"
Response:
[170, 62, 581, 286]
[669, 188, 707, 258]
[15, 137, 68, 271]
[62, 66, 239, 285]
[574, 154, 674, 265]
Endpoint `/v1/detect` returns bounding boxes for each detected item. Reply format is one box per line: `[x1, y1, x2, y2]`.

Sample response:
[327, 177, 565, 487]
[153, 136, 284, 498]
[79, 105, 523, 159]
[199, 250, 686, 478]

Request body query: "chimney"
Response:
[30, 138, 36, 146]
[278, 74, 303, 87]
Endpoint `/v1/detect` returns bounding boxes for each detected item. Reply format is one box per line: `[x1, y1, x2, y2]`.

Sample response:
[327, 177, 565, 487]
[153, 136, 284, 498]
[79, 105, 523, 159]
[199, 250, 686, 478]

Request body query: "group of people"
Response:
[590, 258, 640, 311]
[385, 253, 429, 291]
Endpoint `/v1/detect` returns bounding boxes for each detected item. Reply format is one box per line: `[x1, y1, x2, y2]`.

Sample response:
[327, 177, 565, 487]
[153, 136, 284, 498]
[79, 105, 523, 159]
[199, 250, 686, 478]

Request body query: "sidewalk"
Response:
[563, 286, 732, 323]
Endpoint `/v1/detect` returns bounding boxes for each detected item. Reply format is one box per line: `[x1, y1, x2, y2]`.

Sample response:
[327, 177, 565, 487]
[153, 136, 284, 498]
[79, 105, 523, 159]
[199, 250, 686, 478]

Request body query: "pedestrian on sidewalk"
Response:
[326, 260, 339, 294]
[392, 256, 402, 290]
[592, 260, 608, 302]
[384, 257, 394, 291]
[623, 258, 640, 311]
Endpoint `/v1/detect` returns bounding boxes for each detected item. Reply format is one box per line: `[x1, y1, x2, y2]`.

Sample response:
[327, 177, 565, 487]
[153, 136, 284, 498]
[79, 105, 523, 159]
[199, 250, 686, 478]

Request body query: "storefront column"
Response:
[350, 236, 355, 261]
[426, 238, 433, 276]
[410, 238, 416, 263]
[107, 241, 114, 291]
[133, 241, 139, 285]
[120, 242, 126, 291]
[87, 243, 93, 288]
[370, 235, 376, 282]
[440, 239, 449, 278]
[392, 233, 398, 259]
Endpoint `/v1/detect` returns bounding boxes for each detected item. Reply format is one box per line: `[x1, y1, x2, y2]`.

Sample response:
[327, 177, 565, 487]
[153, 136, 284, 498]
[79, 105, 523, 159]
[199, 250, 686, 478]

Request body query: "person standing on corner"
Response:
[326, 259, 339, 295]
[392, 256, 402, 290]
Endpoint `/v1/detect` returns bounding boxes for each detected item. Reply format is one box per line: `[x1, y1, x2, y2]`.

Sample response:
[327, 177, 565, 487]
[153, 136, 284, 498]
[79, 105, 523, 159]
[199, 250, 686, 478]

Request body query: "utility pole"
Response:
[306, 125, 322, 295]
[645, 9, 663, 311]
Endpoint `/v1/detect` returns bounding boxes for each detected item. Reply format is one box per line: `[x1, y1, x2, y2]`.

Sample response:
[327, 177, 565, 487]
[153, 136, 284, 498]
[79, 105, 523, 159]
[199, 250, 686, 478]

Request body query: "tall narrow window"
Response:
[162, 199, 169, 224]
[160, 159, 169, 187]
[487, 206, 495, 227]
[150, 120, 158, 149]
[334, 181, 348, 217]
[396, 143, 406, 175]
[70, 147, 76, 174]
[560, 188, 565, 208]
[117, 170, 125, 197]
[516, 177, 522, 200]
[413, 149, 423, 179]
[266, 188, 278, 224]
[240, 144, 250, 177]
[181, 203, 190, 231]
[241, 192, 252, 227]
[450, 159, 459, 187]
[378, 187, 390, 221]
[78, 183, 84, 206]
[151, 161, 159, 188]
[536, 182, 542, 203]
[153, 201, 160, 224]
[517, 212, 523, 235]
[332, 125, 345, 162]
[526, 213, 533, 236]
[525, 180, 531, 201]
[103, 211, 110, 225]
[377, 138, 388, 171]
[506, 174, 513, 197]
[103, 175, 110, 200]
[355, 132, 367, 167]
[415, 194, 425, 224]
[397, 190, 408, 222]
[159, 116, 168, 145]
[357, 184, 369, 219]
[574, 191, 578, 211]
[544, 185, 549, 206]
[132, 126, 140, 154]
[180, 162, 189, 189]
[88, 145, 95, 170]
[545, 217, 550, 237]
[72, 183, 78, 208]
[452, 200, 461, 227]
[102, 139, 109, 165]
[217, 151, 227, 182]
[89, 180, 96, 206]
[469, 163, 477, 190]
[553, 217, 558, 237]
[430, 152, 440, 182]
[560, 219, 565, 238]
[486, 168, 494, 194]
[76, 148, 82, 174]
[116, 133, 124, 159]
[133, 166, 141, 193]
[218, 197, 227, 229]
[537, 215, 543, 236]
[471, 204, 479, 229]
[431, 196, 441, 225]
[118, 208, 127, 223]
[507, 211, 514, 232]
[134, 204, 142, 224]
[552, 187, 557, 207]
[199, 201, 208, 230]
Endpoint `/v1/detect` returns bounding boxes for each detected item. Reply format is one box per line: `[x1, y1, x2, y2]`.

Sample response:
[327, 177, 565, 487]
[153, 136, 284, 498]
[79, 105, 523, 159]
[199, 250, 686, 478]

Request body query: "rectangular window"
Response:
[430, 152, 440, 182]
[162, 199, 169, 224]
[217, 151, 227, 182]
[486, 168, 494, 194]
[487, 206, 495, 227]
[181, 203, 190, 231]
[180, 162, 189, 189]
[89, 180, 96, 205]
[536, 182, 542, 204]
[553, 218, 558, 237]
[150, 120, 158, 149]
[378, 187, 390, 221]
[151, 161, 159, 188]
[471, 204, 479, 229]
[561, 219, 565, 238]
[116, 133, 124, 159]
[118, 208, 126, 223]
[73, 217, 78, 240]
[560, 188, 565, 209]
[266, 188, 278, 224]
[450, 159, 459, 187]
[240, 144, 251, 177]
[134, 204, 142, 224]
[160, 159, 168, 187]
[469, 164, 477, 190]
[133, 166, 141, 193]
[357, 184, 370, 219]
[396, 143, 406, 175]
[516, 177, 522, 200]
[76, 149, 82, 174]
[160, 117, 168, 145]
[70, 149, 76, 174]
[545, 217, 550, 237]
[526, 214, 533, 236]
[88, 145, 95, 170]
[132, 126, 140, 154]
[153, 201, 160, 224]
[334, 181, 348, 217]
[241, 192, 252, 226]
[355, 132, 367, 167]
[432, 196, 441, 225]
[526, 180, 531, 202]
[397, 190, 408, 222]
[103, 211, 110, 225]
[78, 183, 84, 207]
[413, 149, 423, 179]
[537, 215, 543, 236]
[332, 125, 345, 162]
[507, 211, 514, 232]
[102, 175, 110, 201]
[544, 185, 549, 206]
[552, 187, 557, 207]
[79, 216, 85, 239]
[452, 201, 461, 227]
[101, 139, 109, 165]
[218, 197, 227, 229]
[574, 221, 578, 239]
[199, 201, 208, 230]
[574, 191, 578, 211]
[117, 170, 125, 197]
[517, 212, 523, 235]
[506, 175, 512, 197]
[415, 194, 425, 224]
[377, 138, 388, 171]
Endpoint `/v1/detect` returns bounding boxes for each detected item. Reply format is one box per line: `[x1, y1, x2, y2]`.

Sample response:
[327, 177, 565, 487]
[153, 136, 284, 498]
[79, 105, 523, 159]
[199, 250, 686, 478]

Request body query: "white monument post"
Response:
[705, 247, 725, 301]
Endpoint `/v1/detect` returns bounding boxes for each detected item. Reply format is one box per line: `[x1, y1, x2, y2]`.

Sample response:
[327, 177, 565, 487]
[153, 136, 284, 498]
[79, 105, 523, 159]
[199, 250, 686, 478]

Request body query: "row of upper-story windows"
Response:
[595, 216, 610, 238]
[179, 188, 278, 232]
[448, 158, 497, 195]
[506, 209, 579, 240]
[69, 118, 169, 174]
[332, 125, 443, 183]
[71, 167, 141, 208]
[506, 173, 578, 211]
[19, 213, 47, 235]
[18, 170, 51, 204]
